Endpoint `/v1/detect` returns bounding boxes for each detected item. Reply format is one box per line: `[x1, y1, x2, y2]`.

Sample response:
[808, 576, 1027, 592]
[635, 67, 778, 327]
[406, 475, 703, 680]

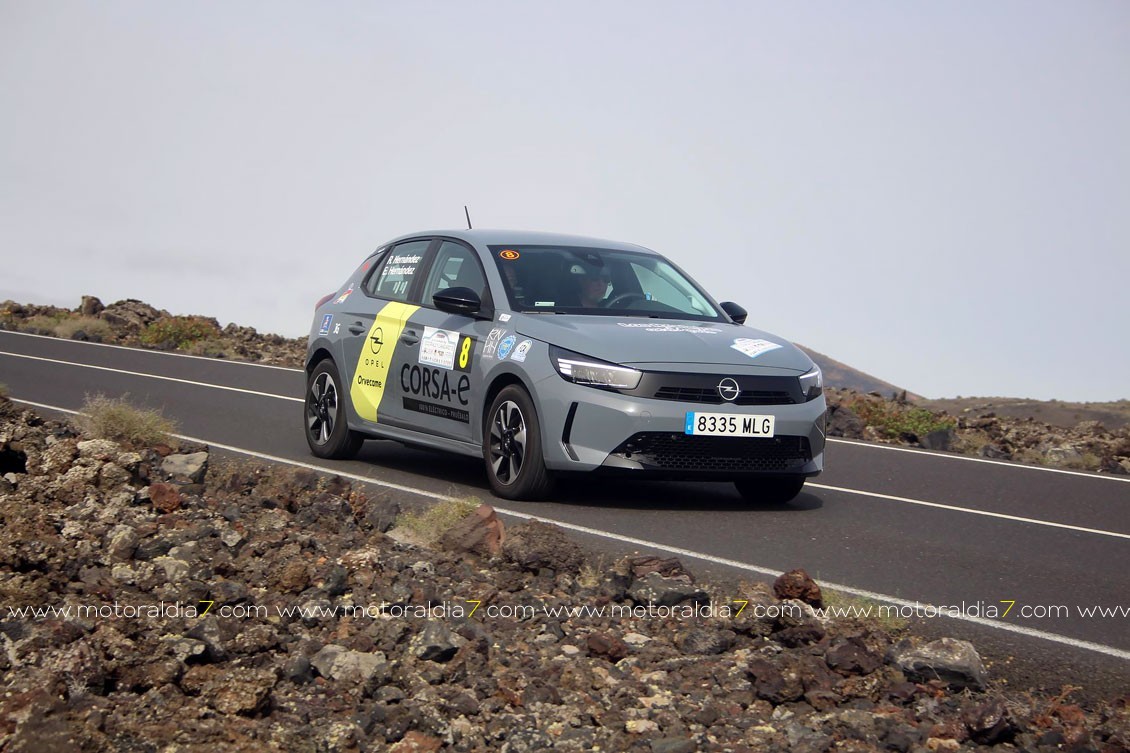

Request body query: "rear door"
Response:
[343, 238, 434, 429]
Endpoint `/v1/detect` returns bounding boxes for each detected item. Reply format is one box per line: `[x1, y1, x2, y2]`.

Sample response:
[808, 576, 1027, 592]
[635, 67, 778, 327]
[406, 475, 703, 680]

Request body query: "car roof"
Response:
[383, 229, 658, 255]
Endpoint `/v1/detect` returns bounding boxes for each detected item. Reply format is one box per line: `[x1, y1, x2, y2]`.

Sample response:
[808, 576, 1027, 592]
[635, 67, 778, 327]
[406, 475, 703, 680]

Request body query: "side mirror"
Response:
[720, 301, 747, 325]
[433, 286, 485, 317]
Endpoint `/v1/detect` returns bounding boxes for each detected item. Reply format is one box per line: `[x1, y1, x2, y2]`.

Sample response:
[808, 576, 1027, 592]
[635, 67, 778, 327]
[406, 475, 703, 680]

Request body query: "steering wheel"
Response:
[604, 292, 645, 309]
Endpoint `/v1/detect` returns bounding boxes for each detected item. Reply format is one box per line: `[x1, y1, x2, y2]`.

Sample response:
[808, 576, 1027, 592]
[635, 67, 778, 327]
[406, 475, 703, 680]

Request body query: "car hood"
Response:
[513, 315, 814, 373]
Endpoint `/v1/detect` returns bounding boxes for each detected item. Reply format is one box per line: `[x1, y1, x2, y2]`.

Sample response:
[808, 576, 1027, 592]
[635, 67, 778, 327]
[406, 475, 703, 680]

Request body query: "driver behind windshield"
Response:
[578, 270, 611, 308]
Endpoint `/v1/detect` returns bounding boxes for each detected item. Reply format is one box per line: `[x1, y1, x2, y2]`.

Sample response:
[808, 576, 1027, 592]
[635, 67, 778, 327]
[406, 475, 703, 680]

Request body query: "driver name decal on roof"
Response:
[616, 323, 724, 335]
[731, 338, 782, 359]
[350, 301, 419, 423]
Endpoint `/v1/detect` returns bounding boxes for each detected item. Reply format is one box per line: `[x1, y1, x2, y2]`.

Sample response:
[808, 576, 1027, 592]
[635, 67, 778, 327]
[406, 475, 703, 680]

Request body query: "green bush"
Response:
[140, 316, 220, 349]
[845, 398, 956, 439]
[74, 394, 177, 448]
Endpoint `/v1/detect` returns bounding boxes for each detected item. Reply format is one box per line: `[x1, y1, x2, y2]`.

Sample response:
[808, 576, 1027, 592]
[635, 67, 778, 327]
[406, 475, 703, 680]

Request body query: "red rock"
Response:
[391, 731, 443, 752]
[149, 482, 182, 513]
[586, 632, 629, 662]
[439, 504, 505, 556]
[773, 568, 823, 607]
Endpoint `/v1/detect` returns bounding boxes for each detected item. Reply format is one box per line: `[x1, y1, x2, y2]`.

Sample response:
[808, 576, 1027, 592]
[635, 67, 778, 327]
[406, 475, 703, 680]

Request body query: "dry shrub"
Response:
[394, 497, 480, 545]
[74, 394, 177, 449]
[54, 317, 115, 340]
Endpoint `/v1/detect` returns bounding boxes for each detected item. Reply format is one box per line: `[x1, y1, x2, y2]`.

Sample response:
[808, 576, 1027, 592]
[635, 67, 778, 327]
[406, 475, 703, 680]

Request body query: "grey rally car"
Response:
[305, 230, 826, 501]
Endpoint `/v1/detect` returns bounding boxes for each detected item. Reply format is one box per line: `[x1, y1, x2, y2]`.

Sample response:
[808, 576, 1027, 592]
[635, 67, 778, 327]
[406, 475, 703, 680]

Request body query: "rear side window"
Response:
[365, 240, 430, 301]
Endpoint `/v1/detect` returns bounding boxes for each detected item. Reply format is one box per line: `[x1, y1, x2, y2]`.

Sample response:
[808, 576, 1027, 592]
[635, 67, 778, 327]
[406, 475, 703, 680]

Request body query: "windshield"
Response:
[489, 245, 722, 320]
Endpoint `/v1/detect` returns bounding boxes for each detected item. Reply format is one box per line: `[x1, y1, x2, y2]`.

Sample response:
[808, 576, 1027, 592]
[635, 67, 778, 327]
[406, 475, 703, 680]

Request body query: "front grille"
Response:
[653, 387, 795, 405]
[611, 433, 812, 473]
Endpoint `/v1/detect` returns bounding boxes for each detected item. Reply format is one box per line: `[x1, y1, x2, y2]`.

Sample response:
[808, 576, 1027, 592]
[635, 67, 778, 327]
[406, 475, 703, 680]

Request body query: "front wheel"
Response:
[483, 385, 553, 500]
[305, 360, 365, 459]
[734, 476, 806, 504]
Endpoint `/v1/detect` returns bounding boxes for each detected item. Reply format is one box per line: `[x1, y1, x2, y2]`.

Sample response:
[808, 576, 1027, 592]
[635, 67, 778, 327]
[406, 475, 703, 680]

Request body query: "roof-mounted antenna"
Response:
[464, 206, 473, 230]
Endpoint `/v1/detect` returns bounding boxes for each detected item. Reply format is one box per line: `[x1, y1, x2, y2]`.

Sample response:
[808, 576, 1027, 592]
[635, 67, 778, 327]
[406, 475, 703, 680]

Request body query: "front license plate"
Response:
[685, 412, 775, 437]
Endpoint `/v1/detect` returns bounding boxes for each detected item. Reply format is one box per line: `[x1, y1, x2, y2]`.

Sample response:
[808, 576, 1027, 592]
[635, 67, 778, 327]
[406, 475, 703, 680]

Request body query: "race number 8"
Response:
[459, 337, 472, 369]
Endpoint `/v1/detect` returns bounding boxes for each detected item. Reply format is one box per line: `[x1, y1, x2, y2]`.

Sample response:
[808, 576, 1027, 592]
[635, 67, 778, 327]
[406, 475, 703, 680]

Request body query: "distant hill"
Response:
[917, 396, 1130, 431]
[796, 344, 915, 397]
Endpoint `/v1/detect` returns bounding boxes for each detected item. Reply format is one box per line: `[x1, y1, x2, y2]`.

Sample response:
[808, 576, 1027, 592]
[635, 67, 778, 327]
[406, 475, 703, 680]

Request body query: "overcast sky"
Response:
[1, 2, 1127, 401]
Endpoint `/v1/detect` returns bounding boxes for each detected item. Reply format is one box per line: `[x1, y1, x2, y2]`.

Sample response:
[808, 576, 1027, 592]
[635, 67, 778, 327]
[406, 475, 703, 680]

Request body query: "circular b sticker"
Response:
[498, 335, 517, 360]
[499, 249, 520, 261]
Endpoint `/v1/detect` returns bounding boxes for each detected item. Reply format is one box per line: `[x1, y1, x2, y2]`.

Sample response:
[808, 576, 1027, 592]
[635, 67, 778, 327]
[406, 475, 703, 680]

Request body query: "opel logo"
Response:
[717, 378, 740, 402]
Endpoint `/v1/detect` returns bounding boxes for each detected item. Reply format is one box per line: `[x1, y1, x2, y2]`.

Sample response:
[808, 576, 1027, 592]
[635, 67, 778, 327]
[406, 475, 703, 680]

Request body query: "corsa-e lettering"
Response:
[401, 364, 471, 406]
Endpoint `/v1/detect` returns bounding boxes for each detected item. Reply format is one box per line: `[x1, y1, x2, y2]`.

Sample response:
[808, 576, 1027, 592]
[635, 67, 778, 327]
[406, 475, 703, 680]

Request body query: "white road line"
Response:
[0, 351, 303, 403]
[0, 329, 303, 372]
[808, 482, 1130, 540]
[6, 330, 1127, 483]
[11, 396, 1130, 663]
[828, 437, 1130, 483]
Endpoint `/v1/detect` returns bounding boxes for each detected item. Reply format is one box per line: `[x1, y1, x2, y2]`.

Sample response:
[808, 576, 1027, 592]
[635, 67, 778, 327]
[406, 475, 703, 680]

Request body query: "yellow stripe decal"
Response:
[350, 301, 419, 422]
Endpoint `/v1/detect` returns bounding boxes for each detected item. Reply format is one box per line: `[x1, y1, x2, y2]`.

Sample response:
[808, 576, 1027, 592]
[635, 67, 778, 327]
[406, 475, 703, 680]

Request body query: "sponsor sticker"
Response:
[333, 322, 340, 335]
[499, 249, 520, 260]
[499, 313, 512, 322]
[318, 314, 333, 336]
[511, 339, 533, 363]
[483, 328, 506, 360]
[334, 285, 354, 305]
[731, 338, 782, 359]
[616, 322, 723, 334]
[419, 327, 460, 370]
[497, 335, 517, 360]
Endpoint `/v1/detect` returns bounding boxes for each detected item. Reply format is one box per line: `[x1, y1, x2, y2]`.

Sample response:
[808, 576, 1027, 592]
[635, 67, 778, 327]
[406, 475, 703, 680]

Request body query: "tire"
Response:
[483, 385, 553, 500]
[305, 359, 365, 459]
[734, 476, 806, 504]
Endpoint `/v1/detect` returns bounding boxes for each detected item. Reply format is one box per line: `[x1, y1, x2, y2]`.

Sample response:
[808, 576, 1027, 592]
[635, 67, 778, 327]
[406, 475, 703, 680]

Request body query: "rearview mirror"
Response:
[720, 301, 747, 325]
[433, 286, 485, 317]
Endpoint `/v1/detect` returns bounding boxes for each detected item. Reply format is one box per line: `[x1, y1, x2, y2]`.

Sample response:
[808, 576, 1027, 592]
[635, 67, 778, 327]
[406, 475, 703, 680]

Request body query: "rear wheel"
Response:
[484, 385, 553, 500]
[305, 360, 364, 459]
[734, 476, 806, 504]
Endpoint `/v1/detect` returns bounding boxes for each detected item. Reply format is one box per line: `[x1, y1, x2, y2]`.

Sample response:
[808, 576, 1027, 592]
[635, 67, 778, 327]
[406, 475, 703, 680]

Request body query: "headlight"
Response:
[799, 366, 823, 401]
[550, 346, 642, 390]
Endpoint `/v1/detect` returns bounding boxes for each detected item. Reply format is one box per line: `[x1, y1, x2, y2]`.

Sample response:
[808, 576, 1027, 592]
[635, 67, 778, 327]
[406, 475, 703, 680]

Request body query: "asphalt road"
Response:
[2, 330, 1128, 696]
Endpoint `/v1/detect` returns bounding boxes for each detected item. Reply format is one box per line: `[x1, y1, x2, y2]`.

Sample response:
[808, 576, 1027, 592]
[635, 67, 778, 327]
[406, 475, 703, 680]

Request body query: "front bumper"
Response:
[534, 374, 826, 478]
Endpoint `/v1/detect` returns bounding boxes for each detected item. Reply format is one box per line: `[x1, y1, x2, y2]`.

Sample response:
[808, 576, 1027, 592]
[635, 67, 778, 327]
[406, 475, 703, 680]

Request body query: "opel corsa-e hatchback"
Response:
[305, 230, 825, 501]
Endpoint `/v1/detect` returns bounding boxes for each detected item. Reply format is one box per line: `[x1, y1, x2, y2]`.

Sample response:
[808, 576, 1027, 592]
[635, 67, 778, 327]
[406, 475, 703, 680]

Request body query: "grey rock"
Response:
[311, 644, 388, 683]
[282, 655, 313, 683]
[979, 443, 1010, 459]
[920, 427, 956, 451]
[890, 637, 986, 689]
[77, 439, 120, 460]
[827, 404, 866, 438]
[161, 636, 207, 663]
[628, 571, 708, 608]
[186, 615, 227, 662]
[104, 525, 138, 562]
[410, 621, 465, 662]
[80, 295, 105, 317]
[652, 740, 697, 753]
[502, 520, 583, 573]
[677, 628, 735, 655]
[363, 494, 400, 533]
[161, 451, 209, 483]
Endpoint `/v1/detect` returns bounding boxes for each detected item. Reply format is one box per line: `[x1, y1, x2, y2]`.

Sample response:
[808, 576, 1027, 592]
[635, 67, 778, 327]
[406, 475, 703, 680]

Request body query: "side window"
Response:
[365, 240, 430, 301]
[421, 241, 487, 304]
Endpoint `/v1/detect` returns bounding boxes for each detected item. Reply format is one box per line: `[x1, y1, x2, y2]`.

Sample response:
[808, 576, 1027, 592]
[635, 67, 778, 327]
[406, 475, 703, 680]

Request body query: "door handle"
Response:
[400, 330, 419, 346]
[347, 322, 366, 336]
